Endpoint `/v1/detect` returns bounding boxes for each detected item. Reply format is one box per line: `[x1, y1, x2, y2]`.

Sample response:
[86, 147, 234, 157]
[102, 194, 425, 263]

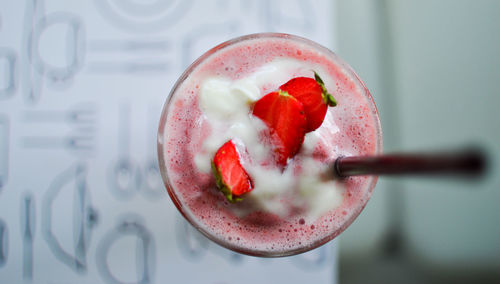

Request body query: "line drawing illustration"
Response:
[96, 214, 155, 284]
[208, 239, 244, 264]
[23, 103, 97, 127]
[87, 61, 170, 74]
[88, 39, 171, 53]
[181, 20, 240, 69]
[140, 158, 163, 199]
[261, 0, 315, 33]
[87, 39, 171, 74]
[21, 135, 95, 152]
[41, 163, 98, 273]
[107, 104, 164, 201]
[108, 103, 141, 200]
[0, 47, 17, 100]
[21, 0, 44, 103]
[175, 215, 243, 264]
[21, 193, 35, 280]
[22, 0, 85, 104]
[140, 104, 164, 200]
[0, 114, 9, 191]
[20, 103, 97, 155]
[31, 12, 85, 87]
[93, 0, 193, 33]
[0, 218, 7, 268]
[290, 243, 329, 270]
[175, 215, 209, 261]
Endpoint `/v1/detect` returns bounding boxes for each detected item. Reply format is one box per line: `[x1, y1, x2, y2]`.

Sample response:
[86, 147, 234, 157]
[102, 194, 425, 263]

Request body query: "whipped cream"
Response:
[195, 58, 344, 221]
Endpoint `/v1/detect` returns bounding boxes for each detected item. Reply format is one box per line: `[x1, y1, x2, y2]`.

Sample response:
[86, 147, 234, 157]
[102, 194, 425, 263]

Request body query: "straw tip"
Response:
[460, 147, 489, 178]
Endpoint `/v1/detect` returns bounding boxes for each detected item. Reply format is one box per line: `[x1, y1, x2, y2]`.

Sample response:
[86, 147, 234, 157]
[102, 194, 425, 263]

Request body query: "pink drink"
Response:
[158, 33, 382, 256]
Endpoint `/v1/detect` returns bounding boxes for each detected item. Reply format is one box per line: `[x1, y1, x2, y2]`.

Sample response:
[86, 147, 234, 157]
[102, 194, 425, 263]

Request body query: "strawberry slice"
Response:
[280, 72, 337, 132]
[211, 140, 253, 202]
[252, 90, 307, 166]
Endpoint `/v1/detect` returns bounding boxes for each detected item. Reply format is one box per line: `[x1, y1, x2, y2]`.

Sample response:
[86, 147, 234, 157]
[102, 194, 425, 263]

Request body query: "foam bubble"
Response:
[161, 35, 379, 255]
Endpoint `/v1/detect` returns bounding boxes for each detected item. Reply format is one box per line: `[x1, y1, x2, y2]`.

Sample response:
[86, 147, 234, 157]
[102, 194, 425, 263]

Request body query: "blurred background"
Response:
[337, 0, 500, 283]
[0, 0, 499, 283]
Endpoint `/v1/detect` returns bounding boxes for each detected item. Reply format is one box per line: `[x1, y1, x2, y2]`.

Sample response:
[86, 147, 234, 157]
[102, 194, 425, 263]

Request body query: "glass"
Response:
[157, 33, 383, 257]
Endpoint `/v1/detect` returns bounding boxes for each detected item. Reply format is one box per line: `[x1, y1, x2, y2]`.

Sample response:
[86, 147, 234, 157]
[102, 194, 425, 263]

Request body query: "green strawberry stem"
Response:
[211, 161, 242, 203]
[278, 89, 291, 97]
[314, 71, 337, 107]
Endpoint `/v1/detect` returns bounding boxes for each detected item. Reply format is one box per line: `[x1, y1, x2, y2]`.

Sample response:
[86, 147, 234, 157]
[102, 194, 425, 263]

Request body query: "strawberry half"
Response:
[252, 90, 307, 166]
[211, 140, 253, 202]
[279, 72, 337, 132]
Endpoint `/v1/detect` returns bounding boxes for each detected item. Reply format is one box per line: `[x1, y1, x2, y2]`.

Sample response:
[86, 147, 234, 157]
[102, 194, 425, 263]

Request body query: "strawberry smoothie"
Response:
[158, 33, 382, 256]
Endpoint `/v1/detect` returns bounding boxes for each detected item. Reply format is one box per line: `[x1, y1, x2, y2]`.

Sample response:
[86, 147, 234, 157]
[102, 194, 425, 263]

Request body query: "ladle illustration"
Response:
[41, 163, 98, 273]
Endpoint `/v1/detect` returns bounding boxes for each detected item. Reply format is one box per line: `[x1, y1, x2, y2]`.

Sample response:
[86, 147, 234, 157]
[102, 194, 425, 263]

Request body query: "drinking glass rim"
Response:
[157, 32, 383, 257]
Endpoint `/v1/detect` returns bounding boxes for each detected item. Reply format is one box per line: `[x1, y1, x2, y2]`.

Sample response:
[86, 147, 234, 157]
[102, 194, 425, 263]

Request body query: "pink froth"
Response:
[160, 34, 381, 256]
